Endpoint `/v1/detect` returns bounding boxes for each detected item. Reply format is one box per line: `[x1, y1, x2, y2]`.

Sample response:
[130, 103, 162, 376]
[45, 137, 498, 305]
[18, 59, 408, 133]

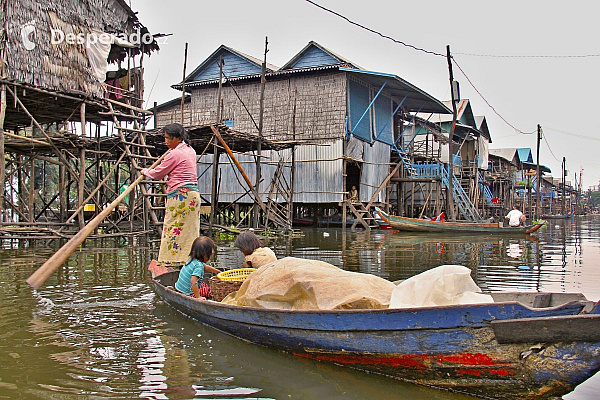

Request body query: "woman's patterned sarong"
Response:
[158, 186, 201, 267]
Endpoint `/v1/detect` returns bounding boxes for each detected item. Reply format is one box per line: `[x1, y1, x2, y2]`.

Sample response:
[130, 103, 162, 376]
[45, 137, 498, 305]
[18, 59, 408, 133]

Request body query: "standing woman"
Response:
[142, 123, 201, 267]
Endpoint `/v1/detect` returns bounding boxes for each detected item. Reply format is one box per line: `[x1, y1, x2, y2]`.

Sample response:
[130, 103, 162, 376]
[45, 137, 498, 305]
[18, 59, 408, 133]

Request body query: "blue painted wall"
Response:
[287, 46, 339, 69]
[348, 79, 371, 142]
[191, 51, 261, 81]
[374, 94, 393, 145]
[348, 79, 394, 145]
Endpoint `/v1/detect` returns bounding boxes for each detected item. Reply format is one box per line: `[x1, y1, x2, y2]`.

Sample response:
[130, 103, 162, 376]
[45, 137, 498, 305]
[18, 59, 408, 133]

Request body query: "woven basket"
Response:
[217, 268, 256, 281]
[210, 268, 256, 302]
[210, 276, 244, 302]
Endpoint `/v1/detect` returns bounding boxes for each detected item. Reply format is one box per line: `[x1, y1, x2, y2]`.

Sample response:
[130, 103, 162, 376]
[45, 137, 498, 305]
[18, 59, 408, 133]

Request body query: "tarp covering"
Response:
[389, 265, 493, 309]
[221, 257, 396, 310]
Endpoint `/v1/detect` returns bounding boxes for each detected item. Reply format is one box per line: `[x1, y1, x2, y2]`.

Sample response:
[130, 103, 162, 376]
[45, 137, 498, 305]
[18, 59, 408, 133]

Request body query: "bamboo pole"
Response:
[180, 43, 188, 125]
[0, 83, 6, 221]
[26, 153, 166, 289]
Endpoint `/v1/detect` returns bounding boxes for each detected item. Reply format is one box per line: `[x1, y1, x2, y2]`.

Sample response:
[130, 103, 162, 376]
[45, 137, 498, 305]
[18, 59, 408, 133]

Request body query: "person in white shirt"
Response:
[505, 206, 526, 227]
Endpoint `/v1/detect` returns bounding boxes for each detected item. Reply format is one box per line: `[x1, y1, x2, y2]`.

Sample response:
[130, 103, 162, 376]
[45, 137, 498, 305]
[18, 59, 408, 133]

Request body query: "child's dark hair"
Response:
[189, 236, 215, 262]
[234, 231, 263, 254]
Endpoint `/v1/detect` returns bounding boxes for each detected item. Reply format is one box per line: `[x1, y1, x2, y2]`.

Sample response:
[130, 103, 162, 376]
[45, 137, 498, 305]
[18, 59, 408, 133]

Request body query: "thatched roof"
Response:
[2, 0, 159, 98]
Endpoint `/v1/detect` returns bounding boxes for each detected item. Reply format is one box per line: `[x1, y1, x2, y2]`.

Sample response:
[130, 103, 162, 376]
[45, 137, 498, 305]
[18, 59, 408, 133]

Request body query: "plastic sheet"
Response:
[221, 257, 396, 310]
[389, 265, 494, 309]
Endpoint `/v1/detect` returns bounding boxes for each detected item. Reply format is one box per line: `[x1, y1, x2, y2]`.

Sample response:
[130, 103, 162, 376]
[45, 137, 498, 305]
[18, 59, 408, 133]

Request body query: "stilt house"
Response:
[408, 99, 492, 220]
[0, 0, 160, 239]
[155, 41, 451, 229]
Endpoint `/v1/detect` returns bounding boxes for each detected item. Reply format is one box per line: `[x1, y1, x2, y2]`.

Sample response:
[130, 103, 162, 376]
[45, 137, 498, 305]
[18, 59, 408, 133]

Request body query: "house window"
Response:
[223, 119, 234, 127]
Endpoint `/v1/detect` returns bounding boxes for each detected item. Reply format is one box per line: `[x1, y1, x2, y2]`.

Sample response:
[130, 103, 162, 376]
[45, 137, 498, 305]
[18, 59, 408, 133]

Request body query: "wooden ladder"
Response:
[106, 102, 163, 234]
[264, 157, 293, 231]
[346, 200, 378, 230]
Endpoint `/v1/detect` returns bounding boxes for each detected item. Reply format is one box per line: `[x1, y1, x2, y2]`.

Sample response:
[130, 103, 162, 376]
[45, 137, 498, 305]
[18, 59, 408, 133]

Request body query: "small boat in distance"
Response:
[376, 207, 545, 234]
[373, 209, 393, 230]
[541, 211, 575, 219]
[152, 270, 600, 400]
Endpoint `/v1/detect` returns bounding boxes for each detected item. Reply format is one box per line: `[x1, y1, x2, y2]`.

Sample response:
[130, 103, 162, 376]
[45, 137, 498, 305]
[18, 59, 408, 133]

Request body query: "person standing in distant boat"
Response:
[505, 206, 526, 227]
[141, 123, 200, 267]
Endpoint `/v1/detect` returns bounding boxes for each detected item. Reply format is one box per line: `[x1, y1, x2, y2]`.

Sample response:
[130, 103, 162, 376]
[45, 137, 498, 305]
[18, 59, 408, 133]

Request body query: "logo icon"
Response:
[21, 20, 37, 51]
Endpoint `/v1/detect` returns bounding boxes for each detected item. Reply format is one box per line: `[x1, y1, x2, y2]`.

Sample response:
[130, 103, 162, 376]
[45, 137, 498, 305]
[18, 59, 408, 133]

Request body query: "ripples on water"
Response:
[0, 216, 598, 399]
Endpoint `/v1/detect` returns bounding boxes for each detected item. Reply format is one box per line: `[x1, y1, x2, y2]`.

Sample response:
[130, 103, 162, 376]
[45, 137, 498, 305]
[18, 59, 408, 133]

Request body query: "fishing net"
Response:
[221, 257, 396, 310]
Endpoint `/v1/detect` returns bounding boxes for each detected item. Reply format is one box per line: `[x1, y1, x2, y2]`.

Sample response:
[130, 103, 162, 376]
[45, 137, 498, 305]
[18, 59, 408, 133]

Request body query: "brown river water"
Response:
[0, 215, 599, 399]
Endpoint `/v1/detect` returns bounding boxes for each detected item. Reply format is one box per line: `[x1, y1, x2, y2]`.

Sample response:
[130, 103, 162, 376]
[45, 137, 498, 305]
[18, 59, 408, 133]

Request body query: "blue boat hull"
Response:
[152, 271, 600, 399]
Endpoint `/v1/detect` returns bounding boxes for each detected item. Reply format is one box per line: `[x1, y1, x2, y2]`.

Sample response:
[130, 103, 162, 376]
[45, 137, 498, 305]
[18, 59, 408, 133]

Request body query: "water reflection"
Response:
[0, 216, 599, 399]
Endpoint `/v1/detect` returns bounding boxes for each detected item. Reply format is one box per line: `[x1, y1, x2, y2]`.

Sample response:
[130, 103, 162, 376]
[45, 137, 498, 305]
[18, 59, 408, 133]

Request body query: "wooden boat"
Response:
[292, 217, 315, 227]
[373, 209, 393, 230]
[541, 211, 575, 219]
[376, 207, 545, 234]
[152, 270, 600, 400]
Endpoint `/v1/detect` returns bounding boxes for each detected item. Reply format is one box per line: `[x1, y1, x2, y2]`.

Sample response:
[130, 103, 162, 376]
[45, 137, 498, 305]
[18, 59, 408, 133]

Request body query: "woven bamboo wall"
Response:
[4, 0, 138, 97]
[155, 102, 193, 128]
[188, 71, 347, 143]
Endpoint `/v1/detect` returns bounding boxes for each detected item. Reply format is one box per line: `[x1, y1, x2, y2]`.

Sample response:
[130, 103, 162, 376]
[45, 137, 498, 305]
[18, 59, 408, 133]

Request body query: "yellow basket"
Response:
[217, 268, 256, 282]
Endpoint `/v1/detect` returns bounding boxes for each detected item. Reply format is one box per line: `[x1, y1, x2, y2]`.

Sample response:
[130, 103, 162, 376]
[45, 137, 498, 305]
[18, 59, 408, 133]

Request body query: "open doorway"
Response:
[346, 162, 362, 202]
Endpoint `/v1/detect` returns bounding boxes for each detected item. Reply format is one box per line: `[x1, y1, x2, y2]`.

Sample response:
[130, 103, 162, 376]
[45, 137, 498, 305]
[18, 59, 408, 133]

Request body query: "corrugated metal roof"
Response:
[516, 148, 533, 163]
[489, 148, 517, 162]
[340, 68, 451, 114]
[172, 64, 342, 91]
[522, 161, 551, 174]
[489, 148, 535, 165]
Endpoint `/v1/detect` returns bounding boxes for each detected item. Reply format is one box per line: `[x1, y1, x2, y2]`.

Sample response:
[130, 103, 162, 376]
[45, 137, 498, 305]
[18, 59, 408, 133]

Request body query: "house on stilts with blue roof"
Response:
[154, 41, 498, 230]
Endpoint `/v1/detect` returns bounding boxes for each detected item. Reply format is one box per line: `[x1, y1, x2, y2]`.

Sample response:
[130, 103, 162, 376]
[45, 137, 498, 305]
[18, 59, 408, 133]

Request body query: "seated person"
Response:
[175, 236, 221, 299]
[349, 185, 358, 202]
[234, 230, 277, 269]
[505, 206, 526, 227]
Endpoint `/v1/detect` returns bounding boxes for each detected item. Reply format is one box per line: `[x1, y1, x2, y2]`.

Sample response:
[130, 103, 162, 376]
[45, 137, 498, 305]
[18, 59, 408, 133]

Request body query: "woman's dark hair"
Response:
[162, 123, 190, 145]
[234, 231, 263, 254]
[189, 236, 215, 262]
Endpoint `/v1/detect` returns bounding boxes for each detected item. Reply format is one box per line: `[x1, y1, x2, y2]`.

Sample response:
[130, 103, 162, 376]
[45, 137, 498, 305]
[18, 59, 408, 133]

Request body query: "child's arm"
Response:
[190, 275, 202, 298]
[204, 264, 221, 275]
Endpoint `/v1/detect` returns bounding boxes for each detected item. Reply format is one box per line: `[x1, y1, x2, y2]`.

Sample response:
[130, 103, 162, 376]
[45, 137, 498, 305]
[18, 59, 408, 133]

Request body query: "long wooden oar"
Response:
[26, 153, 167, 289]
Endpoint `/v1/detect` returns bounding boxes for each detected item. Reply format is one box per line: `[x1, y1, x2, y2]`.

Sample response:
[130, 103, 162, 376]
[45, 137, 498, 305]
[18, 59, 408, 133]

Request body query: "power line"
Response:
[542, 134, 561, 163]
[545, 127, 600, 142]
[451, 59, 535, 135]
[455, 52, 600, 58]
[304, 0, 445, 57]
[303, 0, 540, 137]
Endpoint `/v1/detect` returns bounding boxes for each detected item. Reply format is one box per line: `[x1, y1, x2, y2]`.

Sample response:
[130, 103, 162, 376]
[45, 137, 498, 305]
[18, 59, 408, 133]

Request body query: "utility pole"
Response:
[446, 45, 457, 221]
[535, 124, 541, 220]
[562, 157, 566, 215]
[579, 167, 583, 214]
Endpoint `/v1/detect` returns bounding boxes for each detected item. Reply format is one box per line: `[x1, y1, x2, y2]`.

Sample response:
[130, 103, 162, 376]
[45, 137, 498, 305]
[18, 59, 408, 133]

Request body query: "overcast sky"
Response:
[132, 0, 600, 190]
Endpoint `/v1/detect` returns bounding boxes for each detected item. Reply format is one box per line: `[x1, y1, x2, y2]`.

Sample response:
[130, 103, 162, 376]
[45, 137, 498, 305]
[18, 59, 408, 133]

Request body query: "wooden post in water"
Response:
[209, 56, 224, 235]
[0, 83, 6, 222]
[26, 153, 166, 290]
[562, 157, 566, 215]
[254, 37, 268, 228]
[536, 124, 541, 219]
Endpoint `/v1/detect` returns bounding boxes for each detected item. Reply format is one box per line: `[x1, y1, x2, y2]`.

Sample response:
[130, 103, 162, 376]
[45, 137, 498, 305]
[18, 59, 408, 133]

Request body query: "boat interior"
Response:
[154, 271, 598, 312]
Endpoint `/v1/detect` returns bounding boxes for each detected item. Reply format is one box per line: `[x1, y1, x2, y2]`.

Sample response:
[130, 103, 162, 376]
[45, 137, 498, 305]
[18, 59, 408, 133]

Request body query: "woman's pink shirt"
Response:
[143, 142, 198, 193]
